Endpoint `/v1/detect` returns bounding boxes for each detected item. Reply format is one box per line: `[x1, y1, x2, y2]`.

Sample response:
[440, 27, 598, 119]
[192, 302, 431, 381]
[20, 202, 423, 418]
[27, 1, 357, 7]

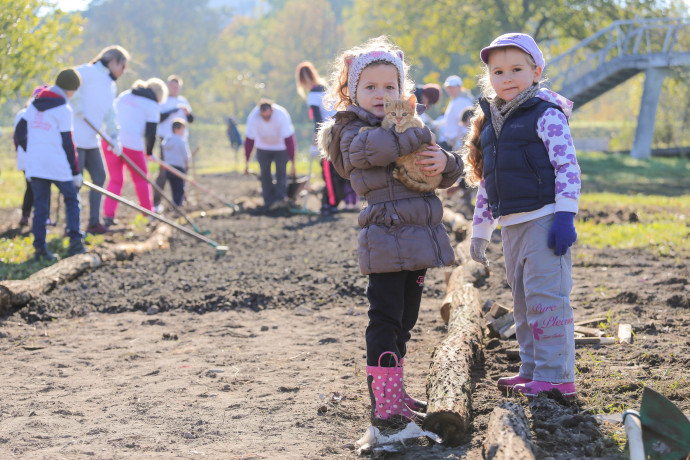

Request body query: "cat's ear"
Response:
[384, 94, 393, 109]
[407, 93, 417, 109]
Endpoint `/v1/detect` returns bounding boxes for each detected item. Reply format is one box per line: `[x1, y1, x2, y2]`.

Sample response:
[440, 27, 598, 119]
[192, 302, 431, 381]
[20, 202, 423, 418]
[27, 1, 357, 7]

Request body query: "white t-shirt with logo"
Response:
[245, 104, 295, 151]
[71, 61, 118, 149]
[115, 90, 160, 151]
[24, 102, 74, 182]
[157, 95, 191, 140]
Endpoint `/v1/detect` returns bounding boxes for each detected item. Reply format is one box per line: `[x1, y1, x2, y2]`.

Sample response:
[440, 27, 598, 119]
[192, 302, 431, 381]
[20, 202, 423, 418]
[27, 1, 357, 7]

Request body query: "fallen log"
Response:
[441, 238, 490, 323]
[483, 402, 536, 460]
[424, 282, 484, 446]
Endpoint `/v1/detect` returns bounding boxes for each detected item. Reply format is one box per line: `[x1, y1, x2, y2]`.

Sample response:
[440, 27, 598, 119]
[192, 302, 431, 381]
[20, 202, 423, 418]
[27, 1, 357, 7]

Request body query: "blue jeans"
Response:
[77, 147, 106, 227]
[256, 149, 288, 206]
[165, 167, 186, 206]
[30, 178, 82, 250]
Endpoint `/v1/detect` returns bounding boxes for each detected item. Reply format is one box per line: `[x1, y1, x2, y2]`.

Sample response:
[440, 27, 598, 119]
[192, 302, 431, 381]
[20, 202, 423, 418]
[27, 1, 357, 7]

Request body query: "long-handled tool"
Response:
[83, 180, 228, 257]
[190, 147, 200, 204]
[151, 156, 238, 212]
[81, 117, 210, 235]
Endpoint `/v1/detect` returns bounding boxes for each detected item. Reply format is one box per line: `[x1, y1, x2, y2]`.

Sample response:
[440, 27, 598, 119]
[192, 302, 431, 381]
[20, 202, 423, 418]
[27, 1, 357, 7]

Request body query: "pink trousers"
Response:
[102, 139, 153, 217]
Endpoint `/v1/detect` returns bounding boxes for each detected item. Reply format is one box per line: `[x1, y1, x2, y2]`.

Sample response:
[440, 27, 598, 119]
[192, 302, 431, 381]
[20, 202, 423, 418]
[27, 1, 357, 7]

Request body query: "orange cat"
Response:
[383, 94, 441, 193]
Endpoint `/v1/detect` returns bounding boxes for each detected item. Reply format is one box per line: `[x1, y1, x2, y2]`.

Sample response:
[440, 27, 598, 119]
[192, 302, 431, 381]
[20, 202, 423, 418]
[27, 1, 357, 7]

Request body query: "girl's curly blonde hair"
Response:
[323, 35, 415, 112]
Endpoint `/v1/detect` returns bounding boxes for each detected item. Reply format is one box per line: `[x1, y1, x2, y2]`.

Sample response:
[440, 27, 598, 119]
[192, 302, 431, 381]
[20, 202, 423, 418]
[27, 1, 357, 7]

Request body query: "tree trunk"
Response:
[483, 402, 536, 460]
[424, 282, 484, 445]
[441, 238, 490, 323]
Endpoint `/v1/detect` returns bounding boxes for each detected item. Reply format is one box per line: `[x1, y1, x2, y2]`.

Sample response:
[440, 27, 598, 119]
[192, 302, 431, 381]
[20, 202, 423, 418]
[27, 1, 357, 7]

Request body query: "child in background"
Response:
[161, 118, 191, 206]
[319, 36, 463, 425]
[14, 69, 85, 261]
[13, 85, 48, 227]
[463, 33, 581, 398]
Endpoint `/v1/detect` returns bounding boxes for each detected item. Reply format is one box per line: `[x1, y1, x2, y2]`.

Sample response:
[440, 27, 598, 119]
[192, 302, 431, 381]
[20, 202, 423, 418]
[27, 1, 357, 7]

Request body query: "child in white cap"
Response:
[464, 33, 581, 399]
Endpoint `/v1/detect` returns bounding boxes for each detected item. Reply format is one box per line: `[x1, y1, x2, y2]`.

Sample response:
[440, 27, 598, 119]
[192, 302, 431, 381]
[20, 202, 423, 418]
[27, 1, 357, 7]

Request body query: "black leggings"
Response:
[365, 269, 427, 367]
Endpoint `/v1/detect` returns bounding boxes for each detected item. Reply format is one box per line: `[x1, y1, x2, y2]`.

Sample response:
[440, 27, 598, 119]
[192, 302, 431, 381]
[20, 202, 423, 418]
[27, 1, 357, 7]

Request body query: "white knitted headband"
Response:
[347, 49, 405, 105]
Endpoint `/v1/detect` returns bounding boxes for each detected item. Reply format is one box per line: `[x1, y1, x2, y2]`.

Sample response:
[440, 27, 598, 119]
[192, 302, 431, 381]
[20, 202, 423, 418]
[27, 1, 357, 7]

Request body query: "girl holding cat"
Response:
[463, 33, 581, 399]
[318, 36, 463, 425]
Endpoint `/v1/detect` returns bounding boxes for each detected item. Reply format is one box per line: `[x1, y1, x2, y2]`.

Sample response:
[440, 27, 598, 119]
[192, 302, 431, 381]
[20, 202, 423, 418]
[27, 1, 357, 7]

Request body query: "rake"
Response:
[81, 118, 210, 236]
[83, 180, 228, 257]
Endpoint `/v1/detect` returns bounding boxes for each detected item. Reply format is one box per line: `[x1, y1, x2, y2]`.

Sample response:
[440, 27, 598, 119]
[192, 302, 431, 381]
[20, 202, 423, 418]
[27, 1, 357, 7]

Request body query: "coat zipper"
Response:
[522, 148, 543, 194]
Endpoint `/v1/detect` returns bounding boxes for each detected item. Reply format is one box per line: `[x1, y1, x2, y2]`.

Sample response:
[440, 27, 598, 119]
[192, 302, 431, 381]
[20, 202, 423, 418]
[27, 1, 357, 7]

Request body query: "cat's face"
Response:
[384, 94, 416, 126]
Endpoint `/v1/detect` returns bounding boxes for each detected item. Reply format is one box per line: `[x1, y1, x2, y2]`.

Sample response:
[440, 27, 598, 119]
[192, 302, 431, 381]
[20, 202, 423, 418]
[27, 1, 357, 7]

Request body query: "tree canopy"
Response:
[0, 0, 83, 104]
[1, 0, 688, 132]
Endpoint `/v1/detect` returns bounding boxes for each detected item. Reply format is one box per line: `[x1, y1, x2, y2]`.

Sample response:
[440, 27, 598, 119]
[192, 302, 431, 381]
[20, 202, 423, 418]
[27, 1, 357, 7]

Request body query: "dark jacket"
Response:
[479, 97, 562, 218]
[319, 104, 463, 275]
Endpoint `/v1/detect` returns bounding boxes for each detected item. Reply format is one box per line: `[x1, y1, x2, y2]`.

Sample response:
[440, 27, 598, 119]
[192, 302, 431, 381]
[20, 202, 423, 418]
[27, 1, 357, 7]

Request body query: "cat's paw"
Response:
[358, 126, 374, 134]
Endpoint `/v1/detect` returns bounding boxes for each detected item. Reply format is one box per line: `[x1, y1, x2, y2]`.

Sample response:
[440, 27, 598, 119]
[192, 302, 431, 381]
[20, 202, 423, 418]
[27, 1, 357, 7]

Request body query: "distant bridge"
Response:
[548, 18, 690, 158]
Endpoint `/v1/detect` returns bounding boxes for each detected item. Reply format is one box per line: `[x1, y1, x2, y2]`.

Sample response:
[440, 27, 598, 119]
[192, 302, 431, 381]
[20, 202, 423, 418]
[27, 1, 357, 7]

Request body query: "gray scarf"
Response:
[490, 85, 540, 137]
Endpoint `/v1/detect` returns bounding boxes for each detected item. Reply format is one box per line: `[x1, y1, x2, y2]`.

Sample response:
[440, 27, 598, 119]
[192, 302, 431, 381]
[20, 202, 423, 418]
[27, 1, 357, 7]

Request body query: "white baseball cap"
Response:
[443, 75, 463, 87]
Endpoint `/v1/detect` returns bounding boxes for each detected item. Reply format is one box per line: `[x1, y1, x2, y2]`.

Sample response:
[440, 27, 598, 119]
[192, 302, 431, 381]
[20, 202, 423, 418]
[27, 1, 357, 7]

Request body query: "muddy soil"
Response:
[1, 172, 688, 459]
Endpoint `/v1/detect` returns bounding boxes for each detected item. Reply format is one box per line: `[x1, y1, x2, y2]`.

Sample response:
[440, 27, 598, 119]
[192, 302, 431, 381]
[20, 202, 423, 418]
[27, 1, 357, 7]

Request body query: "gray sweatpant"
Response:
[77, 147, 107, 227]
[502, 214, 575, 383]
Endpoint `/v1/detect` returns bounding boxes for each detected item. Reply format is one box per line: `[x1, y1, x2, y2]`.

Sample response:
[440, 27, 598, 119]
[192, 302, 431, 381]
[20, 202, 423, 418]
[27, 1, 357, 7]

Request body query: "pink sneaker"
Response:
[513, 380, 577, 399]
[497, 375, 532, 392]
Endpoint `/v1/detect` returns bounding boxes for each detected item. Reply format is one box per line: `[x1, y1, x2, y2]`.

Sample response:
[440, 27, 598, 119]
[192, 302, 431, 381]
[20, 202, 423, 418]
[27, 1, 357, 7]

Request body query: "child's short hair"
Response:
[324, 35, 414, 111]
[172, 118, 186, 132]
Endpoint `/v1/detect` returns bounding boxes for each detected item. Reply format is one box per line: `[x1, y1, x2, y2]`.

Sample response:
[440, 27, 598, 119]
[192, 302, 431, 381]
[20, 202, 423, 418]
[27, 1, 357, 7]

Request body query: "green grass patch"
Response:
[577, 193, 689, 256]
[0, 233, 104, 281]
[577, 220, 688, 255]
[579, 151, 690, 195]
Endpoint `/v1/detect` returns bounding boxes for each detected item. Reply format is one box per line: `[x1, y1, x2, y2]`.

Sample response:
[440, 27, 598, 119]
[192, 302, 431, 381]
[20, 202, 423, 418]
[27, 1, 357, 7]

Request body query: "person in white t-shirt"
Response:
[13, 85, 49, 227]
[243, 99, 296, 209]
[14, 69, 85, 261]
[438, 75, 474, 151]
[153, 75, 193, 211]
[102, 78, 168, 223]
[70, 45, 129, 234]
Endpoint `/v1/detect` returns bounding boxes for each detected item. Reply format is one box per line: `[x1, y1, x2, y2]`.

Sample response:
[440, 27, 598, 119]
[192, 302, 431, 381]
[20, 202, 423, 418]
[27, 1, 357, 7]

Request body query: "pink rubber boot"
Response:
[513, 380, 577, 399]
[497, 375, 532, 392]
[366, 352, 425, 426]
[399, 358, 427, 412]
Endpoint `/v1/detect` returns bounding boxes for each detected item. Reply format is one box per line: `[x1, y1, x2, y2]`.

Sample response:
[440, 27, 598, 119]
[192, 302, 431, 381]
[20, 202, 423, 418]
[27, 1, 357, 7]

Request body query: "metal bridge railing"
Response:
[548, 18, 690, 91]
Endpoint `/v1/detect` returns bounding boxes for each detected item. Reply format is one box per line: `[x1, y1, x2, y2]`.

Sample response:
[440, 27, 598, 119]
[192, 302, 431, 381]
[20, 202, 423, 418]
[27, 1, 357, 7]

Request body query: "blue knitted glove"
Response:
[548, 212, 577, 256]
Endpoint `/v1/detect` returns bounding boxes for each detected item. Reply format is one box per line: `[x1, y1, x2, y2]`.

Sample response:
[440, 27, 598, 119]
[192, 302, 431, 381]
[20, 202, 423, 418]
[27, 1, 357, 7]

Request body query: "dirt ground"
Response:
[1, 172, 688, 459]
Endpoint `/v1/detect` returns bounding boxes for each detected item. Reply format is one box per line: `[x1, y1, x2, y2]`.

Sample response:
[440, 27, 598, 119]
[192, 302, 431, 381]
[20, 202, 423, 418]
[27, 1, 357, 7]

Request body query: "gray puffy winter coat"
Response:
[319, 104, 463, 275]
